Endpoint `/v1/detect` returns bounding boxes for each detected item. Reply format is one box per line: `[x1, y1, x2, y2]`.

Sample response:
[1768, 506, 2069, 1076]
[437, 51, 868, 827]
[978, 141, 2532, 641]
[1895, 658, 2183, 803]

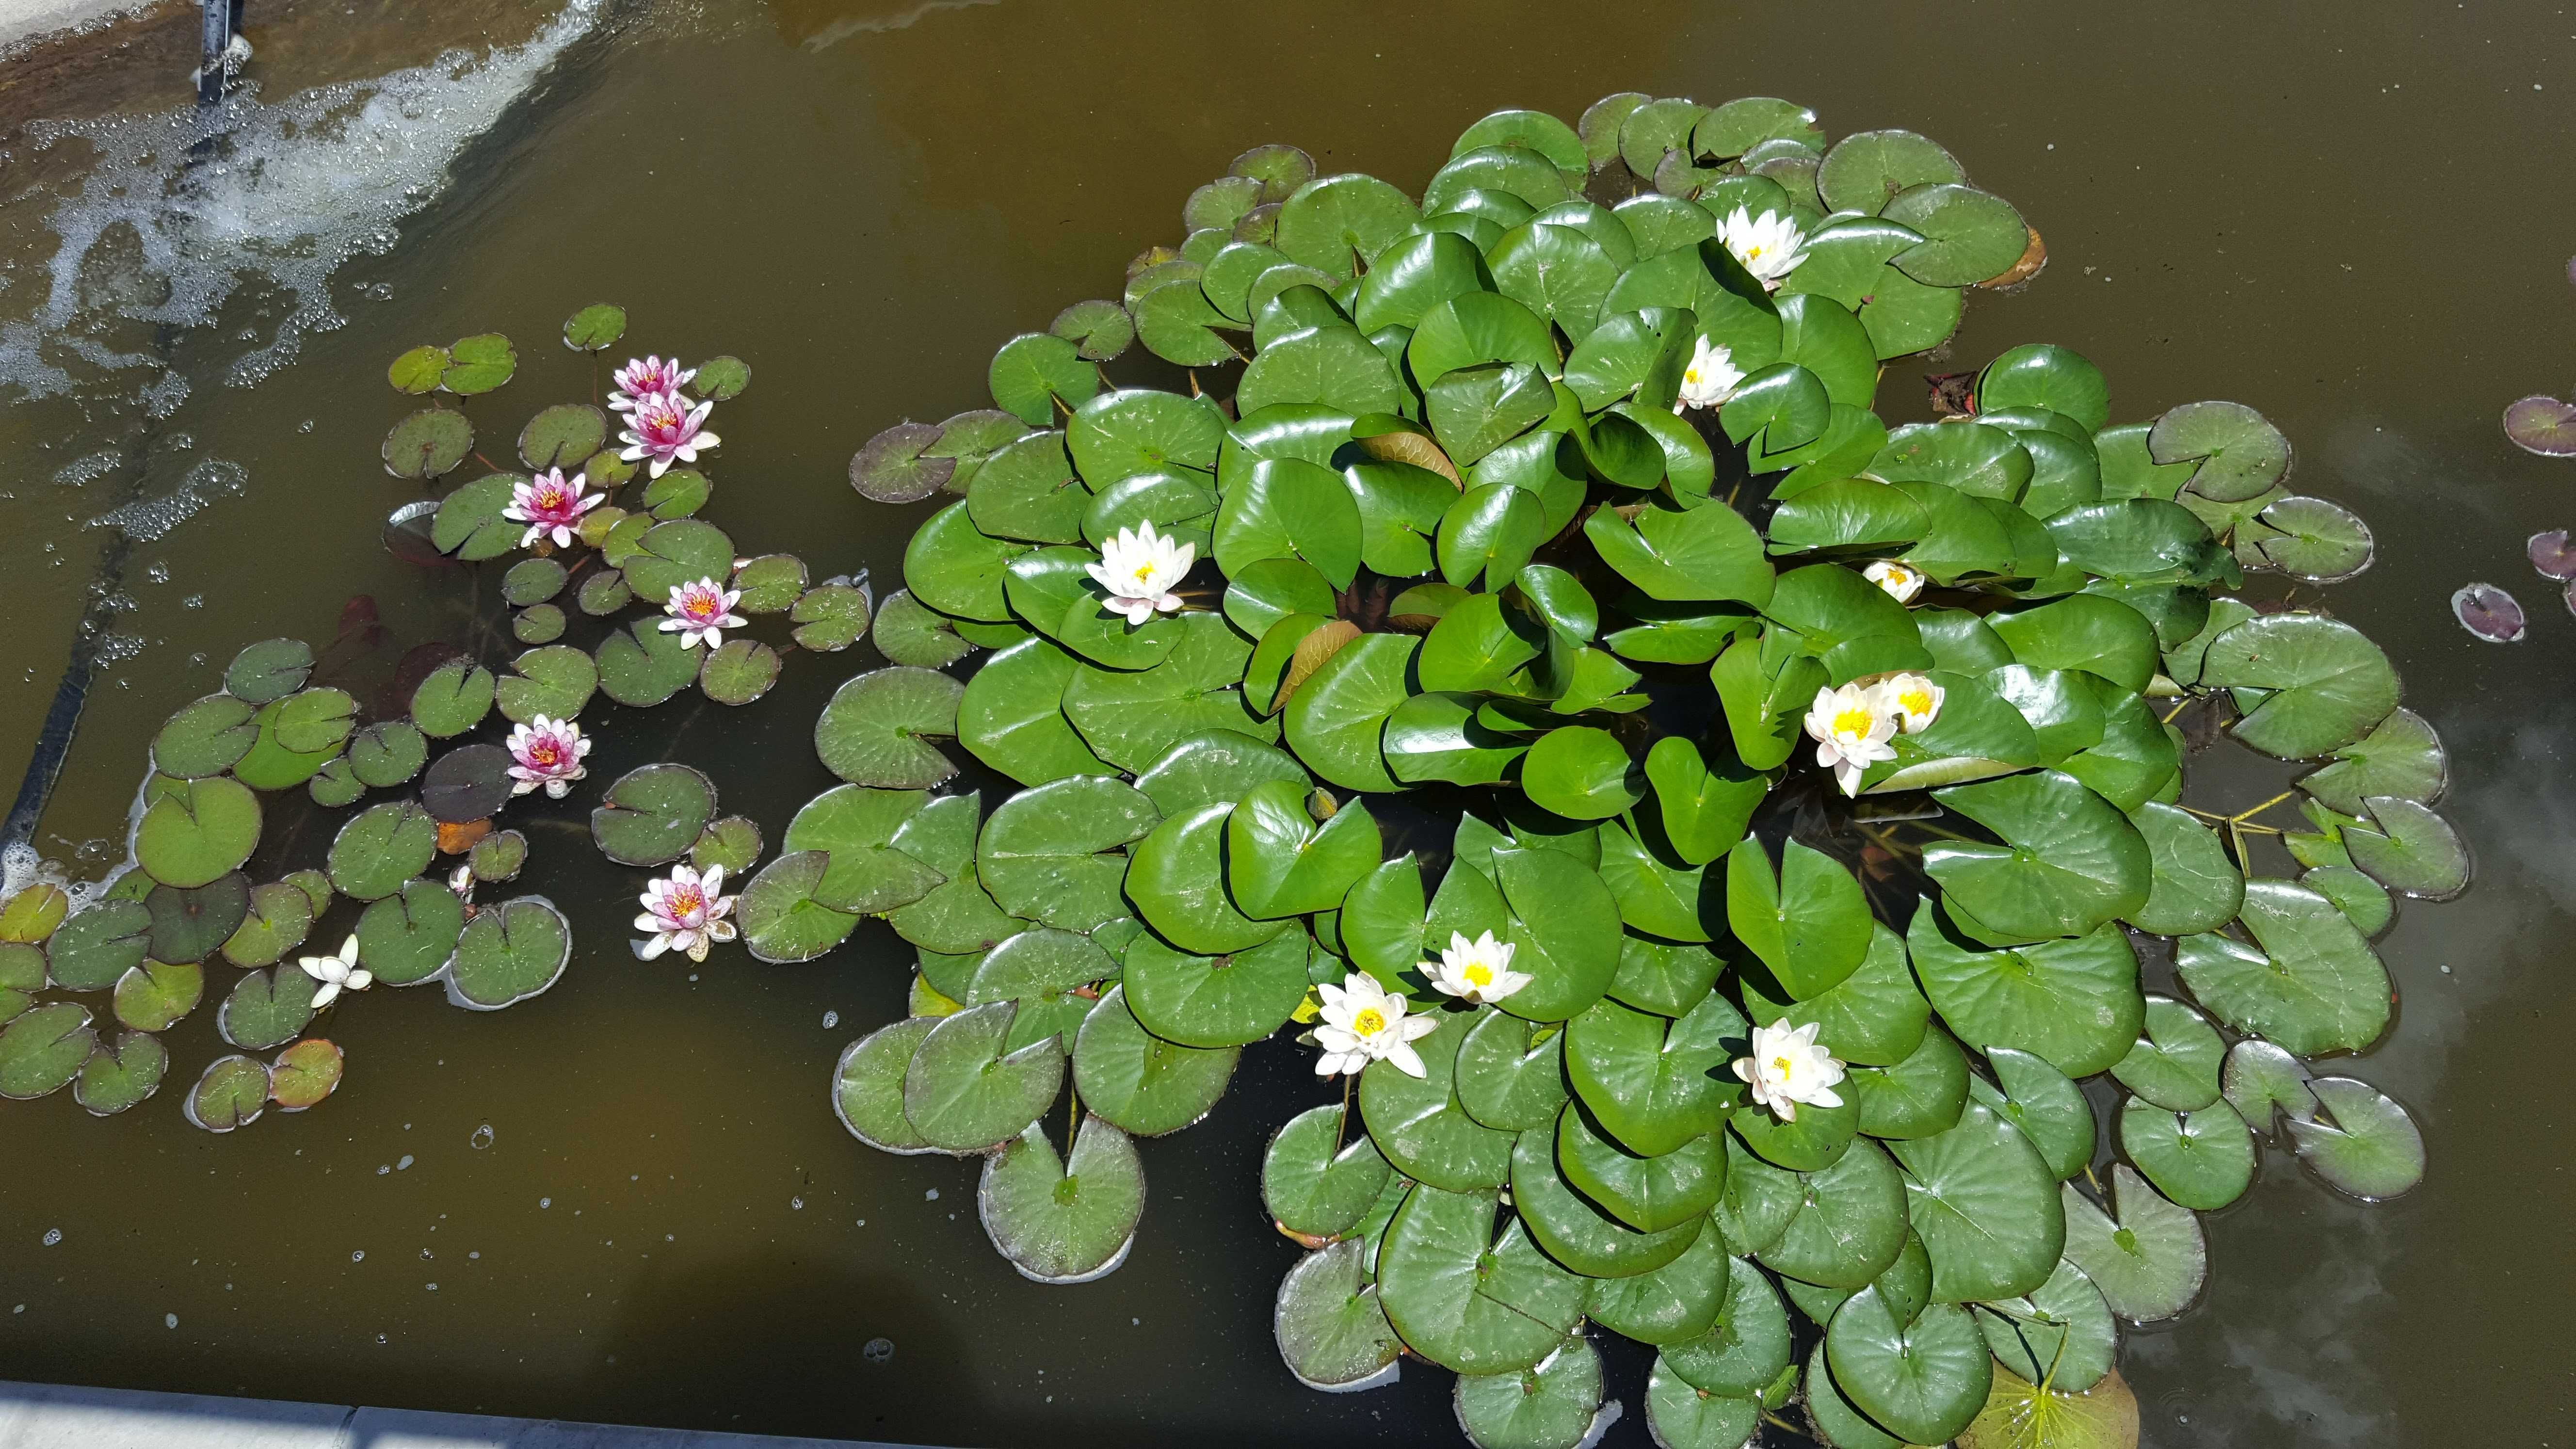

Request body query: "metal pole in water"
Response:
[196, 0, 232, 106]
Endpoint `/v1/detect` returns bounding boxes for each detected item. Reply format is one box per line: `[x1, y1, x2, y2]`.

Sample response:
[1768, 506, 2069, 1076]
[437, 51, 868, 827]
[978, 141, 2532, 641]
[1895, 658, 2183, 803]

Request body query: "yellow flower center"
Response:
[1683, 368, 1700, 385]
[667, 885, 704, 917]
[537, 486, 564, 508]
[1900, 688, 1933, 716]
[1131, 561, 1156, 584]
[1773, 1055, 1793, 1077]
[1833, 708, 1874, 737]
[1465, 963, 1492, 987]
[1352, 1008, 1385, 1037]
[686, 595, 716, 619]
[1745, 245, 1762, 259]
[530, 742, 559, 767]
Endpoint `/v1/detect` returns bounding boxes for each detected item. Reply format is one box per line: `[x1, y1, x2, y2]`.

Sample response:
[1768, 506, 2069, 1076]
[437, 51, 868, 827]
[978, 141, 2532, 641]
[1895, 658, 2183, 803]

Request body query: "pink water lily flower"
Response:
[634, 864, 737, 963]
[660, 576, 746, 649]
[501, 467, 604, 549]
[619, 394, 719, 477]
[609, 355, 696, 413]
[504, 714, 591, 798]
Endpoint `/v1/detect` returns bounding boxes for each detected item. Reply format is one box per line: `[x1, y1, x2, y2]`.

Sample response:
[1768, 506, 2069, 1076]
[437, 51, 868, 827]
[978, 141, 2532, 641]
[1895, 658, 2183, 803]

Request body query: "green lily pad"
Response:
[1071, 984, 1237, 1137]
[1454, 1333, 1608, 1449]
[1377, 1182, 1586, 1375]
[2058, 1166, 2203, 1322]
[440, 332, 515, 393]
[1889, 1099, 2064, 1304]
[1283, 631, 1417, 793]
[217, 964, 317, 1050]
[2288, 1077, 2424, 1200]
[736, 852, 864, 965]
[444, 897, 571, 1010]
[383, 408, 474, 479]
[2118, 1097, 2254, 1210]
[518, 404, 606, 471]
[184, 1054, 270, 1131]
[354, 880, 465, 987]
[2298, 707, 2444, 816]
[1238, 322, 1408, 419]
[389, 344, 448, 393]
[75, 1030, 169, 1116]
[899, 998, 1065, 1152]
[1738, 922, 1927, 1068]
[221, 881, 315, 968]
[957, 638, 1109, 786]
[495, 644, 596, 724]
[815, 666, 963, 789]
[1908, 903, 2141, 1079]
[975, 776, 1158, 932]
[267, 1037, 343, 1110]
[1275, 1237, 1406, 1394]
[1455, 1009, 1570, 1132]
[1643, 1357, 1759, 1449]
[0, 1002, 96, 1099]
[1882, 183, 2029, 286]
[1511, 1124, 1700, 1277]
[2107, 996, 2222, 1111]
[2122, 802, 2242, 935]
[2198, 613, 2399, 759]
[326, 801, 437, 902]
[2147, 400, 2290, 503]
[409, 659, 495, 738]
[778, 785, 939, 914]
[987, 332, 1098, 427]
[833, 1016, 940, 1154]
[979, 1116, 1146, 1283]
[853, 422, 955, 504]
[152, 695, 260, 779]
[1826, 1289, 1992, 1445]
[1565, 992, 1743, 1159]
[1975, 1259, 2118, 1396]
[1971, 1047, 2096, 1182]
[2340, 795, 2468, 900]
[135, 775, 261, 890]
[561, 303, 624, 351]
[592, 764, 718, 868]
[2222, 1037, 2317, 1135]
[1924, 771, 2152, 941]
[1727, 837, 1871, 999]
[2174, 878, 2388, 1056]
[1584, 498, 1775, 606]
[1264, 1103, 1394, 1240]
[698, 639, 781, 706]
[1361, 1008, 1514, 1191]
[790, 582, 873, 651]
[1660, 1254, 1793, 1398]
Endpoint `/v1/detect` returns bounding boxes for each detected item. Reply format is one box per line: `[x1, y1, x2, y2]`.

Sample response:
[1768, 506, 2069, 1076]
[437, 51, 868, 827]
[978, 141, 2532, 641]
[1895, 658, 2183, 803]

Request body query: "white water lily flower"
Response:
[448, 864, 476, 898]
[1874, 671, 1945, 735]
[1312, 972, 1439, 1079]
[1672, 335, 1746, 414]
[299, 934, 371, 1010]
[1716, 206, 1810, 290]
[1085, 520, 1194, 627]
[1862, 559, 1925, 604]
[660, 576, 746, 649]
[634, 864, 738, 963]
[1802, 682, 1898, 797]
[504, 715, 591, 798]
[1423, 930, 1534, 1005]
[1732, 1018, 1845, 1122]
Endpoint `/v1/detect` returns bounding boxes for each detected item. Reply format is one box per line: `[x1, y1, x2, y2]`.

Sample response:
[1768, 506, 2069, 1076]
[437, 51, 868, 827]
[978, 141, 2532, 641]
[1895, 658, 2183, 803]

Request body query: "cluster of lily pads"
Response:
[0, 305, 876, 1136]
[0, 90, 2466, 1449]
[817, 96, 2455, 1449]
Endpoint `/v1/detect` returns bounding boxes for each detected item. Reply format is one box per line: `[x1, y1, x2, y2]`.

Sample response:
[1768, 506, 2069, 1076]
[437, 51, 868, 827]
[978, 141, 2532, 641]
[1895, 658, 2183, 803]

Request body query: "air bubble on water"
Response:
[397, 1154, 415, 1171]
[377, 1165, 390, 1175]
[164, 1314, 177, 1329]
[51, 450, 118, 487]
[821, 1010, 838, 1029]
[145, 561, 170, 583]
[425, 1283, 437, 1292]
[539, 1197, 550, 1208]
[376, 1334, 387, 1344]
[863, 1338, 894, 1365]
[790, 1197, 804, 1210]
[420, 1248, 434, 1260]
[923, 1188, 939, 1202]
[87, 458, 246, 542]
[351, 1250, 364, 1262]
[41, 1228, 61, 1246]
[298, 419, 315, 434]
[469, 1124, 493, 1149]
[183, 598, 204, 611]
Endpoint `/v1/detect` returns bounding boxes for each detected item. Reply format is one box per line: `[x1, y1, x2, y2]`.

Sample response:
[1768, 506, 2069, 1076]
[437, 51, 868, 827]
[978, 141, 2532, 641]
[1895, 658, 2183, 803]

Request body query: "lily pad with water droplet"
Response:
[2504, 394, 2576, 456]
[690, 355, 748, 401]
[469, 829, 528, 884]
[408, 660, 495, 739]
[833, 1016, 940, 1154]
[736, 852, 864, 965]
[589, 764, 716, 868]
[787, 581, 870, 652]
[813, 667, 962, 789]
[153, 695, 260, 779]
[850, 422, 954, 503]
[347, 720, 427, 790]
[224, 638, 315, 704]
[440, 333, 516, 394]
[2106, 996, 2222, 1111]
[356, 879, 465, 987]
[74, 1030, 167, 1116]
[495, 644, 596, 725]
[595, 617, 704, 708]
[2250, 496, 2373, 582]
[1275, 1238, 1405, 1393]
[388, 345, 449, 394]
[135, 775, 262, 890]
[383, 408, 474, 480]
[2287, 1077, 2423, 1201]
[269, 1037, 344, 1110]
[444, 896, 571, 1011]
[184, 1053, 270, 1131]
[978, 1115, 1146, 1285]
[218, 965, 318, 1051]
[0, 1002, 95, 1099]
[144, 877, 246, 966]
[698, 639, 781, 706]
[2058, 1166, 2202, 1323]
[327, 801, 437, 902]
[221, 882, 314, 968]
[1072, 983, 1241, 1137]
[43, 900, 152, 991]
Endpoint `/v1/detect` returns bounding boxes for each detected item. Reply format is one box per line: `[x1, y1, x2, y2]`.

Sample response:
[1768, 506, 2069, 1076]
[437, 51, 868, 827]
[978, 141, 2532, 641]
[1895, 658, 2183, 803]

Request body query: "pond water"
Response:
[1, 2, 2570, 1446]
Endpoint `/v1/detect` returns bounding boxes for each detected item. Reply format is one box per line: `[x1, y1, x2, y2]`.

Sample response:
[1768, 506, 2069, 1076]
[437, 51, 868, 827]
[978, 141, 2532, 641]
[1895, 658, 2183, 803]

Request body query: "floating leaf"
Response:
[0, 1002, 95, 1099]
[699, 639, 781, 706]
[2058, 1167, 2203, 1323]
[1957, 1365, 2141, 1449]
[418, 742, 513, 824]
[184, 1054, 270, 1131]
[736, 852, 864, 964]
[2107, 996, 2222, 1112]
[441, 332, 516, 394]
[851, 421, 954, 503]
[2118, 1097, 2254, 1210]
[388, 345, 449, 393]
[562, 303, 625, 351]
[2504, 394, 2576, 457]
[75, 1030, 168, 1116]
[1072, 984, 1239, 1136]
[2287, 1077, 2424, 1201]
[1889, 1100, 2064, 1304]
[833, 1016, 941, 1154]
[217, 965, 317, 1051]
[444, 897, 572, 1010]
[816, 666, 963, 789]
[269, 1038, 345, 1110]
[903, 999, 1066, 1152]
[979, 1116, 1146, 1283]
[1454, 1332, 1608, 1449]
[383, 408, 473, 479]
[2451, 581, 2526, 644]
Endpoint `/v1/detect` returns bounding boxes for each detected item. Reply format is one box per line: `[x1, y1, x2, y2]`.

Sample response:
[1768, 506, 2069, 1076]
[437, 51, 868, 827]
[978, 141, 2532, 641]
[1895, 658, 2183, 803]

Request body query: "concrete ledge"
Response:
[0, 0, 174, 56]
[0, 1385, 933, 1449]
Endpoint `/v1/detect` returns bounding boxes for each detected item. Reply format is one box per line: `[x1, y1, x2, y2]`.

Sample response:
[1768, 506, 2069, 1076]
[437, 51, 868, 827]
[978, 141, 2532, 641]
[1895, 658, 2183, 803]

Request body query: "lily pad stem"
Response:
[1334, 1074, 1352, 1155]
[2227, 789, 2298, 824]
[2159, 695, 2198, 724]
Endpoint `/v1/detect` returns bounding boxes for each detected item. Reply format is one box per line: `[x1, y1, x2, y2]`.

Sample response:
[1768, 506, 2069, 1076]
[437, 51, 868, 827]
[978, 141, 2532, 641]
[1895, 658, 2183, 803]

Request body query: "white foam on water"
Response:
[0, 0, 603, 403]
[87, 455, 246, 541]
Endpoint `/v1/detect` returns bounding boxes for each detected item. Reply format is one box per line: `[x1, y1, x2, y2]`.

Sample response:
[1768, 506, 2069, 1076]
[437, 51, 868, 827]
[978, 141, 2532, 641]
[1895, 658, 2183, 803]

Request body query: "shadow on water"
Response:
[0, 2, 2573, 1448]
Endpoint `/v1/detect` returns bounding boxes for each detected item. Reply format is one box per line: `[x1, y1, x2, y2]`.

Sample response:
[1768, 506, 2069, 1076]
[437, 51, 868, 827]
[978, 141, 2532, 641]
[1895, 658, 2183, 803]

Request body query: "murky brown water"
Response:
[2, 2, 2572, 1445]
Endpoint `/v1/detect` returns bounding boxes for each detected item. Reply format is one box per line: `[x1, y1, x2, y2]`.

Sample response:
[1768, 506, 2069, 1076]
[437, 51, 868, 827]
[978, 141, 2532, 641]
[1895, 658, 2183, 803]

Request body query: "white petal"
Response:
[310, 982, 340, 1010]
[1385, 1042, 1427, 1079]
